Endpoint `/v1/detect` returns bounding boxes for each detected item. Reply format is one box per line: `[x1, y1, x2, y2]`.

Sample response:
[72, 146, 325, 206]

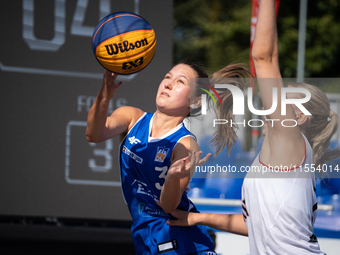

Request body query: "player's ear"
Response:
[296, 110, 309, 126]
[190, 96, 202, 109]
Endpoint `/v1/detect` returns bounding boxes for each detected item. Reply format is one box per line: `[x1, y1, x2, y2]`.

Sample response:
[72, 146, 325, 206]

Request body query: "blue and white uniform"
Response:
[119, 112, 215, 255]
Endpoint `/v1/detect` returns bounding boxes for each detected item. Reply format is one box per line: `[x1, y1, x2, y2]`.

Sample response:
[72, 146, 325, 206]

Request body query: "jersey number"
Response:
[155, 166, 168, 190]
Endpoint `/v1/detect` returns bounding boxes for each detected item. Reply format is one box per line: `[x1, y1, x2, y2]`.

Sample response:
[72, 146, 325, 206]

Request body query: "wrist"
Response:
[98, 85, 116, 101]
[166, 173, 181, 181]
[194, 212, 205, 225]
[96, 92, 113, 104]
[185, 212, 203, 226]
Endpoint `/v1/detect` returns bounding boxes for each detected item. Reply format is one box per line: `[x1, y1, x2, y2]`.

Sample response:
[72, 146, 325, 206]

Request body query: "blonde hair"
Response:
[183, 61, 252, 156]
[290, 83, 340, 167]
[209, 63, 252, 156]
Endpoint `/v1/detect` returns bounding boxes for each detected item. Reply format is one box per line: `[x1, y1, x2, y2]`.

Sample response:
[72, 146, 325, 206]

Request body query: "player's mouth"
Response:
[161, 92, 170, 97]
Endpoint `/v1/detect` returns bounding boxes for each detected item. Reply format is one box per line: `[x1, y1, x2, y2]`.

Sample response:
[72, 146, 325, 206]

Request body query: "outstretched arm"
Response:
[86, 71, 143, 143]
[166, 210, 248, 236]
[252, 0, 280, 79]
[252, 0, 304, 165]
[252, 0, 286, 121]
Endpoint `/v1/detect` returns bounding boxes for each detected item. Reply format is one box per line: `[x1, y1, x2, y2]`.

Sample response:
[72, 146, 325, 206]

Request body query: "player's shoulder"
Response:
[110, 106, 145, 137]
[115, 106, 144, 116]
[115, 106, 144, 121]
[176, 135, 199, 152]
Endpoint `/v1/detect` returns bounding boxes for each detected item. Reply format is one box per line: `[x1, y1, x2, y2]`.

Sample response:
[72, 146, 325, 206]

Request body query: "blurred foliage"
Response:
[173, 0, 340, 82]
[173, 0, 251, 75]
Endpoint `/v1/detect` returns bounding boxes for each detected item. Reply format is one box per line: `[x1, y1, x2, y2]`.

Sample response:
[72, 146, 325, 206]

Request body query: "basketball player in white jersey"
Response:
[166, 0, 340, 254]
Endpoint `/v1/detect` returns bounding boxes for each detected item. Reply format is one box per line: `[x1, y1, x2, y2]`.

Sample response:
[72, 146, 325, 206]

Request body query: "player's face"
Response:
[156, 64, 198, 116]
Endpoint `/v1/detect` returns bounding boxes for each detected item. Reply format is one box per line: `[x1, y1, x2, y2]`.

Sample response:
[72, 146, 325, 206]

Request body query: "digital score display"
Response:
[0, 0, 173, 221]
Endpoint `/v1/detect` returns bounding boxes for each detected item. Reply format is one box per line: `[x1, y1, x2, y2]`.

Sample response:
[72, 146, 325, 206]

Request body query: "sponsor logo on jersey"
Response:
[128, 136, 141, 145]
[123, 145, 143, 164]
[154, 147, 170, 163]
[132, 179, 158, 201]
[308, 234, 318, 243]
[138, 202, 145, 215]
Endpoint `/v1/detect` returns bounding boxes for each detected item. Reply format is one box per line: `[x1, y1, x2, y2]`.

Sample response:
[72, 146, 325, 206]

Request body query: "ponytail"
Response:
[290, 83, 340, 167]
[312, 110, 340, 167]
[182, 60, 252, 156]
[209, 63, 252, 156]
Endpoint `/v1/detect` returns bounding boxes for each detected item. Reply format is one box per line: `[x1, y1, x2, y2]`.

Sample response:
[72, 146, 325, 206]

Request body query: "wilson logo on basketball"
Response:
[92, 12, 156, 74]
[105, 39, 149, 55]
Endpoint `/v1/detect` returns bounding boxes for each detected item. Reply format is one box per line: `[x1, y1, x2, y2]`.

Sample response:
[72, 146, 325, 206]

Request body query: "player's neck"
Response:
[150, 111, 184, 138]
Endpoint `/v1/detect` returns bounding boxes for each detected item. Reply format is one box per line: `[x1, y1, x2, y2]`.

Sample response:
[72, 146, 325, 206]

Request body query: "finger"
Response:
[189, 151, 201, 170]
[104, 70, 112, 78]
[179, 155, 190, 168]
[188, 151, 196, 165]
[107, 72, 123, 87]
[116, 80, 123, 87]
[194, 151, 203, 165]
[166, 219, 186, 226]
[181, 157, 191, 174]
[198, 152, 212, 166]
[112, 73, 119, 80]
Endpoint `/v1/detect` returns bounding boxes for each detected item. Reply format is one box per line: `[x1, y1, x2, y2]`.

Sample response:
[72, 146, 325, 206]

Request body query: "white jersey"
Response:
[242, 134, 325, 255]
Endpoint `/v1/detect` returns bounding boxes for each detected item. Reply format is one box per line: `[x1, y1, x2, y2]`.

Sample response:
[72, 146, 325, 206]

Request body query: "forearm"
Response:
[252, 0, 278, 63]
[252, 0, 283, 116]
[86, 92, 111, 143]
[159, 175, 183, 213]
[195, 213, 248, 236]
[86, 71, 126, 142]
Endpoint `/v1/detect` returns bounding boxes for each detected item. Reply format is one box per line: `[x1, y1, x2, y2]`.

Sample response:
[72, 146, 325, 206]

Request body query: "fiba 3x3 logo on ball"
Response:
[92, 12, 157, 75]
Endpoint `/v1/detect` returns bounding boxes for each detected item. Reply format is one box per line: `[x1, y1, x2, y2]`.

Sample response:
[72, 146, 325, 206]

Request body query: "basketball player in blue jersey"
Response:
[87, 57, 250, 254]
[87, 58, 252, 254]
[166, 0, 340, 254]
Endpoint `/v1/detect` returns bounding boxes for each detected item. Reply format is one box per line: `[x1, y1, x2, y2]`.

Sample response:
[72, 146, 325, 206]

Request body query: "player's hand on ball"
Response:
[102, 70, 123, 99]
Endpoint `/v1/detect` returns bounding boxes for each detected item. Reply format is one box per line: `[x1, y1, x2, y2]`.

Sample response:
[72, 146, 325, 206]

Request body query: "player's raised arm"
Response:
[252, 0, 304, 167]
[86, 71, 142, 143]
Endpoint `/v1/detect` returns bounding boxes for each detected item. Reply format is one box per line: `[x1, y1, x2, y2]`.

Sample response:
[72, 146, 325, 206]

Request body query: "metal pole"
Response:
[297, 0, 308, 83]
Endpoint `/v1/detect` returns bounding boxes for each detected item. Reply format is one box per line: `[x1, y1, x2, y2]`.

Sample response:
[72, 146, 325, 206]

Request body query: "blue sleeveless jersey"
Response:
[119, 112, 214, 255]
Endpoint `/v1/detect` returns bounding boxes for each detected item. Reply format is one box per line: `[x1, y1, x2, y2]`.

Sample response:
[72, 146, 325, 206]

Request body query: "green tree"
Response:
[278, 0, 340, 79]
[174, 0, 251, 75]
[174, 0, 340, 80]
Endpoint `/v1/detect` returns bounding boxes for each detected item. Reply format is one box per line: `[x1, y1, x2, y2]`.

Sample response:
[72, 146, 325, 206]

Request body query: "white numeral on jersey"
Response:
[155, 166, 168, 190]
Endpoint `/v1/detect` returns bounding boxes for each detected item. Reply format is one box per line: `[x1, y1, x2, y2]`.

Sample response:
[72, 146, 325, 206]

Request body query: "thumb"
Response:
[156, 200, 162, 208]
[166, 219, 176, 226]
